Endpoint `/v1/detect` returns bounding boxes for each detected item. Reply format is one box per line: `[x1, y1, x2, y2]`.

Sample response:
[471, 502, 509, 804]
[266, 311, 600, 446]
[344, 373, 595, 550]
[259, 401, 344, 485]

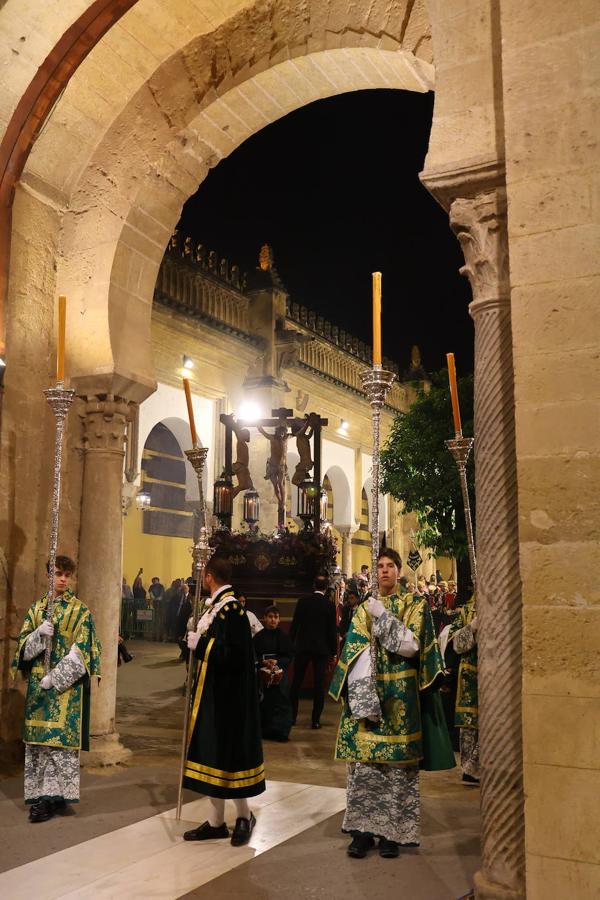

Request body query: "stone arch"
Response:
[323, 464, 352, 527]
[363, 475, 387, 534]
[12, 0, 432, 398]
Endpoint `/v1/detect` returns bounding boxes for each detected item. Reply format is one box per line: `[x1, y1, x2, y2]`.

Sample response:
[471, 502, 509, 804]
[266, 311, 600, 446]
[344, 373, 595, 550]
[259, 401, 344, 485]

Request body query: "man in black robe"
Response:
[183, 557, 264, 846]
[254, 606, 294, 742]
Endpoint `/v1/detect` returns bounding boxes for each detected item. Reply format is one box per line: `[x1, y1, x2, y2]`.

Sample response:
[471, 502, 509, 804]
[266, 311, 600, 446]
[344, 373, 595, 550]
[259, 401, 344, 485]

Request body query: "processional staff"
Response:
[43, 295, 75, 674]
[445, 353, 477, 590]
[176, 377, 214, 821]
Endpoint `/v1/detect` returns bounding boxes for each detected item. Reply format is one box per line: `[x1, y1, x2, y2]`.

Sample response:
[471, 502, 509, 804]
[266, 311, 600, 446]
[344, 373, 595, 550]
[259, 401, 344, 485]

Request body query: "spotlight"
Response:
[337, 418, 349, 436]
[238, 400, 261, 423]
[182, 355, 194, 370]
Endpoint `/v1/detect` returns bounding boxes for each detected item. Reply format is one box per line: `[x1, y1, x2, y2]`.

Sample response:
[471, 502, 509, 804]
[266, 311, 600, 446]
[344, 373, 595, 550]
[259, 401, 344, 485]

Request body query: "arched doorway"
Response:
[1, 4, 527, 898]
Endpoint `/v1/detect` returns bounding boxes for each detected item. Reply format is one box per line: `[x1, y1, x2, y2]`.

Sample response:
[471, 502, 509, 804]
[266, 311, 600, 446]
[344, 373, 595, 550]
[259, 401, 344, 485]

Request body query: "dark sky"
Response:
[177, 89, 474, 375]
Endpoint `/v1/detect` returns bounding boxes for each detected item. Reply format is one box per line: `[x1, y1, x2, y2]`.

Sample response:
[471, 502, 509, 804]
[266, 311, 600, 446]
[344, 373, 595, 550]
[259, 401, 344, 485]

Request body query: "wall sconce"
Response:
[182, 354, 194, 370]
[213, 472, 233, 530]
[135, 489, 151, 510]
[337, 418, 349, 436]
[237, 399, 261, 423]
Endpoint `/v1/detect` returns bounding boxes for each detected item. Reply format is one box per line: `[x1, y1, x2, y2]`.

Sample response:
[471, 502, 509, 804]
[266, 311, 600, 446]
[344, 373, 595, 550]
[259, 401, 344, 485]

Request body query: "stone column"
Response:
[338, 526, 353, 576]
[450, 187, 525, 900]
[78, 395, 132, 765]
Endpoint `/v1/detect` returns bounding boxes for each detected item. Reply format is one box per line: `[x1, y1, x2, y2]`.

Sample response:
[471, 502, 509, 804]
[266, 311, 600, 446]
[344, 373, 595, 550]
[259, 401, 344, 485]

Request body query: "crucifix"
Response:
[219, 408, 328, 531]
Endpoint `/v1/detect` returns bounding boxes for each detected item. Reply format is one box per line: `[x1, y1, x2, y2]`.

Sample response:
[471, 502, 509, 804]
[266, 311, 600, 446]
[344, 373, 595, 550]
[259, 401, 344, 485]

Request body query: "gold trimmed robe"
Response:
[447, 597, 478, 729]
[11, 590, 101, 751]
[329, 592, 445, 765]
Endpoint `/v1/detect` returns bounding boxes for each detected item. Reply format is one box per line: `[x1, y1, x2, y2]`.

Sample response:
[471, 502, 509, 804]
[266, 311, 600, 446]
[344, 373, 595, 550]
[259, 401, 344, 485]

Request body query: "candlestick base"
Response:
[445, 435, 477, 591]
[445, 436, 474, 466]
[360, 367, 397, 409]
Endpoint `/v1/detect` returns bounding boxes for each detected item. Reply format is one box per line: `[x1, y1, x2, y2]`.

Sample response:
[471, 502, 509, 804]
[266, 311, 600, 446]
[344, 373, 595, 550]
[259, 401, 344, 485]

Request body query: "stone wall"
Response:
[500, 2, 600, 897]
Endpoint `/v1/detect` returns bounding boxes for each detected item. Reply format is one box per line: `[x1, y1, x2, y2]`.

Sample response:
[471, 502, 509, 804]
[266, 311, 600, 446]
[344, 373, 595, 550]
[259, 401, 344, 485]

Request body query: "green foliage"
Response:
[381, 371, 475, 561]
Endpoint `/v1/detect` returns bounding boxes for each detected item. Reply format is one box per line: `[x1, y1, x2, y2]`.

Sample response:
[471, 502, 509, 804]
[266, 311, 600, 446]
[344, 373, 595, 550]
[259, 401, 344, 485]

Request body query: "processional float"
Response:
[43, 295, 75, 674]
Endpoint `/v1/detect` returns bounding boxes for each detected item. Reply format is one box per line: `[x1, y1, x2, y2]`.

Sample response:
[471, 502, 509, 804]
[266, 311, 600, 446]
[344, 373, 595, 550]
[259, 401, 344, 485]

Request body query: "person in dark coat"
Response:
[183, 557, 264, 847]
[289, 574, 337, 729]
[254, 606, 294, 742]
[338, 579, 361, 643]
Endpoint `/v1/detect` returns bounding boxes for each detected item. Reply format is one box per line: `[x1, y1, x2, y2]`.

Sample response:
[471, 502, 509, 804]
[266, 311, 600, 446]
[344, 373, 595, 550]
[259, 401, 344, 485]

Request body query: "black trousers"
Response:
[290, 652, 328, 725]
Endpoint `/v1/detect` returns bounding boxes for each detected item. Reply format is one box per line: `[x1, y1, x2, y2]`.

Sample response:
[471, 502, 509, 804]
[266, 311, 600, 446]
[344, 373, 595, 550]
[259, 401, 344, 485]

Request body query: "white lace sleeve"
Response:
[373, 611, 420, 657]
[347, 649, 382, 720]
[22, 628, 45, 661]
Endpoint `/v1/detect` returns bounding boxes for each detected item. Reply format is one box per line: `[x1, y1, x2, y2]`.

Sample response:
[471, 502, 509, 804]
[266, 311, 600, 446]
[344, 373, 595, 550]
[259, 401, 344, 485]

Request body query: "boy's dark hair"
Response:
[360, 564, 369, 572]
[314, 574, 329, 592]
[377, 548, 402, 570]
[205, 556, 232, 585]
[264, 605, 280, 616]
[47, 555, 76, 575]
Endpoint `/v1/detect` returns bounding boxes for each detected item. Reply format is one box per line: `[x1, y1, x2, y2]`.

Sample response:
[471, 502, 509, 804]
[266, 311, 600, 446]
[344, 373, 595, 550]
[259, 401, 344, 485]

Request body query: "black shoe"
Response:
[311, 722, 321, 730]
[29, 799, 54, 823]
[379, 837, 399, 858]
[462, 773, 480, 784]
[231, 812, 256, 846]
[183, 820, 229, 841]
[347, 833, 375, 858]
[400, 841, 420, 848]
[122, 652, 134, 663]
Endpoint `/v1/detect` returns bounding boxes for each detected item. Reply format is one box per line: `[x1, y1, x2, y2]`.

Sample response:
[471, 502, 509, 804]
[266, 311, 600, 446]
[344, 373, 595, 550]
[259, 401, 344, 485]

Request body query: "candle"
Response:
[57, 295, 66, 381]
[182, 377, 198, 447]
[446, 352, 462, 436]
[372, 272, 382, 366]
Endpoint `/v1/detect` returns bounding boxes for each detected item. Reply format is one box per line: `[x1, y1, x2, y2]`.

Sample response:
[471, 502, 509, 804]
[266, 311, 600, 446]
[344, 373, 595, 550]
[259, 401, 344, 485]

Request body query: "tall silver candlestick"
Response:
[445, 435, 477, 590]
[43, 381, 75, 674]
[360, 365, 396, 597]
[176, 446, 214, 821]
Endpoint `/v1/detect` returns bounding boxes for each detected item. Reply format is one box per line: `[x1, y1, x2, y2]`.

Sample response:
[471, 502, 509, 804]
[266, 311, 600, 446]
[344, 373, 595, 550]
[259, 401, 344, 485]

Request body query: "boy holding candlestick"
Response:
[11, 556, 101, 822]
[329, 549, 453, 858]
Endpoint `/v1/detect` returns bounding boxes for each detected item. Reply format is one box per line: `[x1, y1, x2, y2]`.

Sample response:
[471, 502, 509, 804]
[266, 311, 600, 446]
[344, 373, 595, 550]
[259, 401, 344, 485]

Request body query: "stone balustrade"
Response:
[154, 239, 406, 411]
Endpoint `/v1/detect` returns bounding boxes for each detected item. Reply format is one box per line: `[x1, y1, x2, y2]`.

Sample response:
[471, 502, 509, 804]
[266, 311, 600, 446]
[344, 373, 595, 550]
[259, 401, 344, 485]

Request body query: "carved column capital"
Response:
[450, 188, 510, 314]
[80, 395, 130, 454]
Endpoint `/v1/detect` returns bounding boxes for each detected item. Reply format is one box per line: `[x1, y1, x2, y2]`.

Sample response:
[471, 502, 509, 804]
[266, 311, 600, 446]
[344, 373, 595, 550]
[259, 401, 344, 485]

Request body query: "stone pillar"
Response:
[450, 187, 525, 900]
[78, 396, 132, 765]
[338, 526, 353, 576]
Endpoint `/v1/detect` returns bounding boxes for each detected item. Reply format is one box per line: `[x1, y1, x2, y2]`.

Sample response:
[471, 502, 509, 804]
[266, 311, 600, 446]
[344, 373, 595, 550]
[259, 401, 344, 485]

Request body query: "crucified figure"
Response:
[228, 418, 254, 499]
[292, 413, 318, 486]
[258, 422, 289, 514]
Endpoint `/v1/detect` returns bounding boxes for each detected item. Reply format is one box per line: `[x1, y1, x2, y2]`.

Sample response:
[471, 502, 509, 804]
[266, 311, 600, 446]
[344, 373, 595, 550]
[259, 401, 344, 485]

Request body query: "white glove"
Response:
[40, 674, 53, 690]
[187, 631, 200, 650]
[38, 620, 54, 637]
[366, 597, 386, 619]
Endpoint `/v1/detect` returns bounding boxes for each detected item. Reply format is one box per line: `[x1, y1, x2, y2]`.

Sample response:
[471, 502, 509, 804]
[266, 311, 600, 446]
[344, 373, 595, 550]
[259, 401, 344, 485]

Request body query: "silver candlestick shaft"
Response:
[43, 381, 75, 674]
[445, 435, 477, 591]
[360, 366, 396, 598]
[176, 446, 214, 821]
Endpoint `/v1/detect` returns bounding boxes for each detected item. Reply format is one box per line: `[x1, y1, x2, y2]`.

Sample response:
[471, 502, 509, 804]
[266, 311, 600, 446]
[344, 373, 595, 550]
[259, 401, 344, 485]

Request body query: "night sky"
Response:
[177, 89, 474, 375]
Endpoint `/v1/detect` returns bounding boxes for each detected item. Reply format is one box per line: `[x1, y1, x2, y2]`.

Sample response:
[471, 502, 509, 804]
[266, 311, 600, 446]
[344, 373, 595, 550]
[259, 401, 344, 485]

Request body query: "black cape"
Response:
[184, 589, 265, 799]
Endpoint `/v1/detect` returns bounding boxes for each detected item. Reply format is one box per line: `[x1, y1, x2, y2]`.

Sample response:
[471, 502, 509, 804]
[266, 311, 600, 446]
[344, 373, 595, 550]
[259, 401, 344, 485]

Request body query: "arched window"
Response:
[142, 423, 193, 538]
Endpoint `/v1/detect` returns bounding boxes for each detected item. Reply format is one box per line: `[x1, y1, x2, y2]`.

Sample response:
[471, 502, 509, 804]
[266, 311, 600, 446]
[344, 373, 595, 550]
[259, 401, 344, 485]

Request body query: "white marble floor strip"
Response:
[0, 781, 346, 900]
